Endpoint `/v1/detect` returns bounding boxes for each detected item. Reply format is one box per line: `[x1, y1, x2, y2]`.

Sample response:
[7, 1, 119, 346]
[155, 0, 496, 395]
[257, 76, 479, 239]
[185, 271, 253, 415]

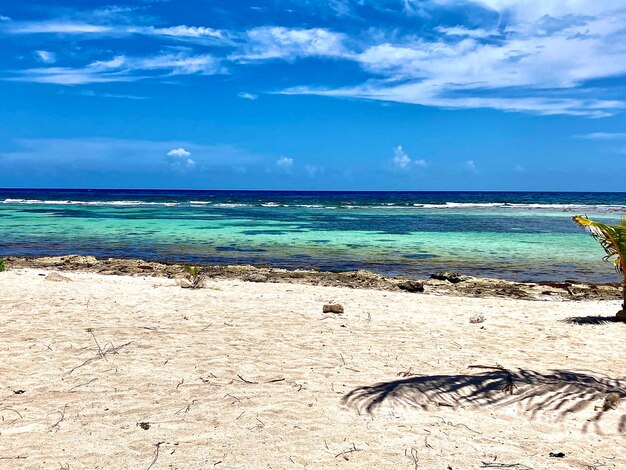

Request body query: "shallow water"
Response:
[1, 189, 625, 282]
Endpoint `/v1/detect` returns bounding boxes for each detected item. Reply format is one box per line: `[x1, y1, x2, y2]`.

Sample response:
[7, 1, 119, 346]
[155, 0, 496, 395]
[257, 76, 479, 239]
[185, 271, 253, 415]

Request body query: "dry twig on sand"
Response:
[480, 463, 534, 469]
[50, 405, 68, 432]
[146, 442, 164, 470]
[335, 444, 361, 461]
[405, 447, 419, 469]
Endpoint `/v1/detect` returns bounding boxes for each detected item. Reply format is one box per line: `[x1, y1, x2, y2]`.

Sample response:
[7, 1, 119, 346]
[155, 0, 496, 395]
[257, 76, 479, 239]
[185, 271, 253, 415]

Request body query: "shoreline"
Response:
[3, 254, 622, 302]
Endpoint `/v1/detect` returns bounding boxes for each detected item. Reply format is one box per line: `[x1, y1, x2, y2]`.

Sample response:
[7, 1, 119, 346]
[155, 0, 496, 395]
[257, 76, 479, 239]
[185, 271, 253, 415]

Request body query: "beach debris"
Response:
[138, 422, 151, 430]
[595, 393, 621, 411]
[549, 452, 565, 458]
[431, 272, 466, 283]
[13, 390, 25, 395]
[45, 272, 72, 282]
[243, 273, 268, 283]
[323, 304, 344, 314]
[470, 314, 485, 324]
[397, 280, 425, 293]
[180, 265, 205, 289]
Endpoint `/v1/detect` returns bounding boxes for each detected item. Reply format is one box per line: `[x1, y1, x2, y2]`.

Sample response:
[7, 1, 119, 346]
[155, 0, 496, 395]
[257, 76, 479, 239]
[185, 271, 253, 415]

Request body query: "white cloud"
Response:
[167, 148, 191, 157]
[276, 156, 294, 169]
[238, 92, 258, 100]
[392, 145, 411, 169]
[280, 3, 626, 116]
[235, 27, 347, 60]
[466, 160, 476, 170]
[514, 164, 525, 172]
[35, 50, 56, 64]
[149, 25, 223, 39]
[435, 26, 497, 38]
[576, 132, 626, 140]
[166, 147, 195, 171]
[9, 22, 113, 34]
[0, 15, 11, 21]
[5, 1, 626, 117]
[392, 145, 427, 169]
[434, 0, 626, 23]
[10, 51, 224, 85]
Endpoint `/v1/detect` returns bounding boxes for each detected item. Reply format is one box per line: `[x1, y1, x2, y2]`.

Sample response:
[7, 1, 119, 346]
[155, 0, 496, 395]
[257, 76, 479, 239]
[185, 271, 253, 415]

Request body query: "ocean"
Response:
[1, 189, 625, 283]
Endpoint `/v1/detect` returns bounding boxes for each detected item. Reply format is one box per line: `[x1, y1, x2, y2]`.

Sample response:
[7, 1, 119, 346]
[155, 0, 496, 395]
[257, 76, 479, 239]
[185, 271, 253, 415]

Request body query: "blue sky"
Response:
[1, 0, 626, 191]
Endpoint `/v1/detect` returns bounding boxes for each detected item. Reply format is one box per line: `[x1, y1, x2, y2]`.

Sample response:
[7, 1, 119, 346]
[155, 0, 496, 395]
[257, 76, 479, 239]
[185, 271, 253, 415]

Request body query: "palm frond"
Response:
[573, 215, 626, 275]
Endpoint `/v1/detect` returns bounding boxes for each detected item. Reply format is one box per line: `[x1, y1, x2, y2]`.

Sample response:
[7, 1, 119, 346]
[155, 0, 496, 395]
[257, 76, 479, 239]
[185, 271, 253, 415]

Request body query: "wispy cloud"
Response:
[10, 51, 225, 85]
[8, 22, 114, 34]
[234, 27, 347, 61]
[74, 90, 148, 100]
[279, 2, 626, 116]
[4, 1, 626, 117]
[237, 92, 257, 100]
[35, 50, 56, 64]
[150, 25, 223, 38]
[435, 26, 497, 38]
[575, 132, 626, 140]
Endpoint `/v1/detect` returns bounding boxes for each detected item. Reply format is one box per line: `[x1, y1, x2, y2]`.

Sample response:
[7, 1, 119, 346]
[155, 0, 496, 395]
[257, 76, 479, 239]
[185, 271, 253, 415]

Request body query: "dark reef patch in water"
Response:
[404, 254, 439, 259]
[215, 246, 266, 253]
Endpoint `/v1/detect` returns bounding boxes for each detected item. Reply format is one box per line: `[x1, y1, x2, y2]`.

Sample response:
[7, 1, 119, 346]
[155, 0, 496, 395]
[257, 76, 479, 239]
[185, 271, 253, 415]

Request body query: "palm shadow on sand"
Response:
[564, 315, 625, 325]
[343, 368, 626, 434]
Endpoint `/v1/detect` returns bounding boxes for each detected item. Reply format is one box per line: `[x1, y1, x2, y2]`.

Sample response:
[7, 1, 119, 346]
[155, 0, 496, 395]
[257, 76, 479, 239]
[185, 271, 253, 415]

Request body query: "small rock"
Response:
[470, 314, 485, 324]
[45, 272, 72, 282]
[398, 280, 425, 293]
[323, 304, 344, 314]
[617, 310, 626, 322]
[431, 272, 466, 284]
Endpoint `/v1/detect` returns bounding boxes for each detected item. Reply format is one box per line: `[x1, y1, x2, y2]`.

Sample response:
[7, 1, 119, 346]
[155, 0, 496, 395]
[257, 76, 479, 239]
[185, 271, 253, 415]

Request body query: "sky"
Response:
[1, 0, 626, 191]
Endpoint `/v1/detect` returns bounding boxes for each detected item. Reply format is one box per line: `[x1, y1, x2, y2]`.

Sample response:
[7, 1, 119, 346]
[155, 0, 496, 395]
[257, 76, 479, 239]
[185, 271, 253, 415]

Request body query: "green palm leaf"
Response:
[572, 215, 626, 276]
[573, 215, 626, 316]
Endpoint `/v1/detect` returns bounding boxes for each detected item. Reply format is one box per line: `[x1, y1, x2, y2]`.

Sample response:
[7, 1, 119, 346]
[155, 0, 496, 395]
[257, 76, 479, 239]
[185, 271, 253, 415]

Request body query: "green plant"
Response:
[182, 265, 205, 289]
[0, 258, 5, 272]
[573, 215, 626, 319]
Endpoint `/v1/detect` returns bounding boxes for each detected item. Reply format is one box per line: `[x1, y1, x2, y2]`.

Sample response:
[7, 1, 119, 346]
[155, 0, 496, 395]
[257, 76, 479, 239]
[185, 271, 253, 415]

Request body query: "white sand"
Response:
[1, 269, 625, 469]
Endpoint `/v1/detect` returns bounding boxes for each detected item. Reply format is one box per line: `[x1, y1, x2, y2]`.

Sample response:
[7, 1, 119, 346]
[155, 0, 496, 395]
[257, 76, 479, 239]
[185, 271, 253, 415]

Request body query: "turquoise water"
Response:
[1, 189, 625, 282]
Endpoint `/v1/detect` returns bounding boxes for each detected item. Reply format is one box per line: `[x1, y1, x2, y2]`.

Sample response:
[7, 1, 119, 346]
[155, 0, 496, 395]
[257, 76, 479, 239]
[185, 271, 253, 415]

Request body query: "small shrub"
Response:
[0, 259, 5, 272]
[182, 265, 206, 289]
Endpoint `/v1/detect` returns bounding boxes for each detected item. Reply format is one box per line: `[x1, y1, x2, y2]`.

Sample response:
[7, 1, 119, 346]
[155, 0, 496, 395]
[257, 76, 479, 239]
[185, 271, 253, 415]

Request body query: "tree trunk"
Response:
[618, 281, 626, 322]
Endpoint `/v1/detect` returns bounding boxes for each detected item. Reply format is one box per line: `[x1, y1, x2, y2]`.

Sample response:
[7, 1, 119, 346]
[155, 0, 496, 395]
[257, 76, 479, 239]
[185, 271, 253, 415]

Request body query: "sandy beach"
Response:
[1, 268, 625, 469]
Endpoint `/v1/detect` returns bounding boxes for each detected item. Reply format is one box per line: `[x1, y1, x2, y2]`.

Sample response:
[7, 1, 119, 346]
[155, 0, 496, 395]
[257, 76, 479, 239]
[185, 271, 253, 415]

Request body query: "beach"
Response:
[1, 267, 624, 469]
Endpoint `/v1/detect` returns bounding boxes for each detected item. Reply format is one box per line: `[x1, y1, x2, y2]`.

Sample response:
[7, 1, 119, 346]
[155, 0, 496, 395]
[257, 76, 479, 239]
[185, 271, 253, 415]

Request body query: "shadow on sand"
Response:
[343, 368, 626, 433]
[564, 315, 626, 325]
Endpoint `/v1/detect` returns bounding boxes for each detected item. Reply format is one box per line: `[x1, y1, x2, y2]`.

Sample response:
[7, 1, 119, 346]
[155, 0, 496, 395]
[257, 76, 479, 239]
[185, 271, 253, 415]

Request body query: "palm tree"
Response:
[573, 215, 626, 320]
